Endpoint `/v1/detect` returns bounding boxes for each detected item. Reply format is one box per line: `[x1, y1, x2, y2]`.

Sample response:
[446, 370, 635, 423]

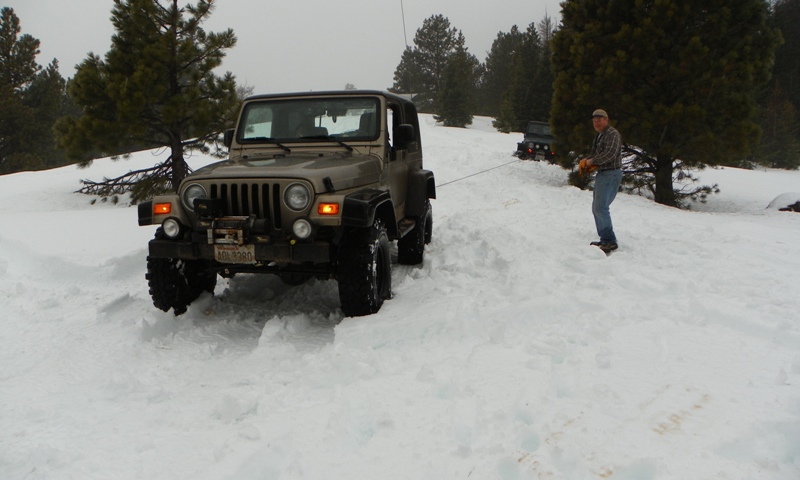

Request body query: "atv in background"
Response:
[514, 121, 555, 162]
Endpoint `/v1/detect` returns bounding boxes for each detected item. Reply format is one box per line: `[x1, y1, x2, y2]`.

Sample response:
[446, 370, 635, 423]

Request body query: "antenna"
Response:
[400, 0, 408, 47]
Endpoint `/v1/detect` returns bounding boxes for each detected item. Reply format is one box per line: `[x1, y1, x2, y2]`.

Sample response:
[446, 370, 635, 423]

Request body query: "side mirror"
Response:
[394, 124, 416, 150]
[223, 128, 234, 148]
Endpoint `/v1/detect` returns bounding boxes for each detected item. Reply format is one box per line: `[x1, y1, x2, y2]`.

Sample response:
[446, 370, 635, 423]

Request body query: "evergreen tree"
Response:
[493, 17, 556, 134]
[771, 0, 800, 116]
[55, 0, 239, 203]
[479, 26, 525, 118]
[471, 62, 488, 116]
[752, 0, 800, 168]
[20, 60, 70, 171]
[551, 0, 781, 207]
[0, 7, 69, 174]
[390, 47, 423, 100]
[495, 24, 541, 133]
[532, 16, 556, 122]
[0, 7, 39, 90]
[390, 14, 465, 112]
[754, 84, 800, 169]
[435, 46, 479, 127]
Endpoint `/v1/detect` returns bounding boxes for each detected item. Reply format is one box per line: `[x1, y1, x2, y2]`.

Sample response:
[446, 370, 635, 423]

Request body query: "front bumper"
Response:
[148, 239, 332, 264]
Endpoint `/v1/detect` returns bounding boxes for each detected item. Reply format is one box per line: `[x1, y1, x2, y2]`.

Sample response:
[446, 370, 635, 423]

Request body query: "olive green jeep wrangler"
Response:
[138, 90, 435, 317]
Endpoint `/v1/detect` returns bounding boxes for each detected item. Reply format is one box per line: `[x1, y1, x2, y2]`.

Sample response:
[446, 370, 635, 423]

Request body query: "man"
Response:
[578, 109, 622, 252]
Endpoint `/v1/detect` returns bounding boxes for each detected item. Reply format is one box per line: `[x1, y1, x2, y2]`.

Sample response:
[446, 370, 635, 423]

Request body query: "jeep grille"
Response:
[208, 181, 283, 229]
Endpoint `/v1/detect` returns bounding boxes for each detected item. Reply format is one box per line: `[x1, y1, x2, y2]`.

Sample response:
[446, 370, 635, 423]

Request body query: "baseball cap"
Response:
[592, 109, 608, 118]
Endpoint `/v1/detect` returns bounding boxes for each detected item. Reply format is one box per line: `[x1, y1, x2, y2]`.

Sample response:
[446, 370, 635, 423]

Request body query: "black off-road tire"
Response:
[145, 231, 217, 316]
[398, 201, 432, 265]
[336, 222, 392, 317]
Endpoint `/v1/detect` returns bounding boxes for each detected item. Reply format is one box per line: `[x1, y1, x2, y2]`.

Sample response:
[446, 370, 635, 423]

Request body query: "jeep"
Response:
[137, 90, 435, 317]
[514, 121, 555, 161]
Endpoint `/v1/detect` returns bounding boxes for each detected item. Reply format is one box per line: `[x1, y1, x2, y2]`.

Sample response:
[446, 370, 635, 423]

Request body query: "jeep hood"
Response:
[187, 152, 382, 192]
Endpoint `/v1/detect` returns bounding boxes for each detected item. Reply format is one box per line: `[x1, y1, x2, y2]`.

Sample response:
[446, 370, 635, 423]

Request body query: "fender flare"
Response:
[138, 200, 154, 226]
[406, 169, 436, 217]
[342, 189, 397, 236]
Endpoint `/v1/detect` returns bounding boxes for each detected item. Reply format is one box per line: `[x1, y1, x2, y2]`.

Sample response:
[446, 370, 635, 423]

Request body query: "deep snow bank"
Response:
[1, 116, 799, 480]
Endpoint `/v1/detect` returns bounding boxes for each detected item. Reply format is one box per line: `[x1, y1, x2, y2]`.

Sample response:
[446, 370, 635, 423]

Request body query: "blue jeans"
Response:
[592, 169, 622, 243]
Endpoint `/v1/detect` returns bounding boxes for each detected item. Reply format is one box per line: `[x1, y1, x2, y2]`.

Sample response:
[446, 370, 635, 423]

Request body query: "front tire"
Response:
[146, 255, 217, 316]
[336, 222, 392, 317]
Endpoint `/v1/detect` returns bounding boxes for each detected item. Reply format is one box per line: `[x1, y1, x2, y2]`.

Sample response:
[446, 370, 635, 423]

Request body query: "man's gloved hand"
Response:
[578, 158, 597, 176]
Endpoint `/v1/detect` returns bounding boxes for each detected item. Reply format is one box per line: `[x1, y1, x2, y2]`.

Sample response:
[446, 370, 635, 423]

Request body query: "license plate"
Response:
[214, 244, 256, 264]
[535, 152, 545, 160]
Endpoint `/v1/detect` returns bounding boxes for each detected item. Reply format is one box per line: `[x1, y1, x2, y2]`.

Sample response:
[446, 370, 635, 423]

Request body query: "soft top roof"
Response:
[244, 90, 416, 107]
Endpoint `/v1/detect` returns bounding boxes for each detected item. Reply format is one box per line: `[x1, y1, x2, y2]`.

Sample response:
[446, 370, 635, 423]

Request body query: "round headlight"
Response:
[284, 183, 311, 211]
[292, 219, 312, 239]
[162, 218, 182, 238]
[182, 184, 208, 211]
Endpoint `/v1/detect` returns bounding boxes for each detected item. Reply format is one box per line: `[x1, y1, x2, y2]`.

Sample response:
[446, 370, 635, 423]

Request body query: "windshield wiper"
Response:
[298, 135, 354, 152]
[246, 137, 291, 153]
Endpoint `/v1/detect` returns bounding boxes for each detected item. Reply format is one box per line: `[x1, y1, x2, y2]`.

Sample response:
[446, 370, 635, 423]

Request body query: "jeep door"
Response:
[385, 102, 410, 219]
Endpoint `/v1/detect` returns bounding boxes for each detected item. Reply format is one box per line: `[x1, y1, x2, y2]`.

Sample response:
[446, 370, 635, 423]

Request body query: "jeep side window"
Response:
[386, 107, 394, 146]
[387, 105, 401, 159]
[403, 102, 421, 151]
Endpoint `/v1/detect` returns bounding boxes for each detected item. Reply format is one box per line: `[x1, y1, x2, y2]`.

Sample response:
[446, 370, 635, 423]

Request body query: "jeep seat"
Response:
[359, 112, 375, 136]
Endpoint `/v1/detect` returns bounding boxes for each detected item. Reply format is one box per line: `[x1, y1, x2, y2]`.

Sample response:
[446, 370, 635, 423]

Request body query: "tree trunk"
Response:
[170, 138, 187, 191]
[653, 155, 677, 207]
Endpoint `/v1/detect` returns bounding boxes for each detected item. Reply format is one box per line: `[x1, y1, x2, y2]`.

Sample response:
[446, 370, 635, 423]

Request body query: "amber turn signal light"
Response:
[154, 203, 172, 215]
[318, 203, 339, 215]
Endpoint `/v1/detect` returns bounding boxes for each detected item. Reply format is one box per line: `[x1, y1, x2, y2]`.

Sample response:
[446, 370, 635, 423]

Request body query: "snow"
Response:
[2, 115, 800, 479]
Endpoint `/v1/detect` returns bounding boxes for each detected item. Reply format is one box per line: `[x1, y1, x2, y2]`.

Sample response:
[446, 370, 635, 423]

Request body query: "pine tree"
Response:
[435, 46, 479, 127]
[493, 18, 555, 134]
[390, 47, 423, 99]
[754, 84, 800, 169]
[0, 6, 36, 173]
[21, 60, 70, 170]
[753, 0, 800, 168]
[480, 26, 524, 118]
[551, 0, 781, 207]
[0, 7, 39, 90]
[55, 0, 239, 203]
[0, 7, 69, 174]
[771, 0, 800, 115]
[531, 16, 556, 123]
[495, 24, 541, 133]
[390, 15, 465, 113]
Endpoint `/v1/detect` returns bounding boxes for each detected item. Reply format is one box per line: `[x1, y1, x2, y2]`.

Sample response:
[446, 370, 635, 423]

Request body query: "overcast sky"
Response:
[8, 0, 563, 93]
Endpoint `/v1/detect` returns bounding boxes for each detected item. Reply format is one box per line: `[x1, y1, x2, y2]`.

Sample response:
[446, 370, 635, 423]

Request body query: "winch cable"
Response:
[436, 158, 522, 188]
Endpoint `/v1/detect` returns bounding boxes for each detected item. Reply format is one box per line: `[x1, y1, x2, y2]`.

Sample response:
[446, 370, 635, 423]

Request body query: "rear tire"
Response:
[336, 221, 392, 317]
[398, 201, 432, 265]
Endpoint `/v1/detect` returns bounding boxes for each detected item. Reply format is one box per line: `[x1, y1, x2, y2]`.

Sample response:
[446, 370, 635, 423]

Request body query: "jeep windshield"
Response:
[526, 122, 552, 136]
[237, 97, 380, 144]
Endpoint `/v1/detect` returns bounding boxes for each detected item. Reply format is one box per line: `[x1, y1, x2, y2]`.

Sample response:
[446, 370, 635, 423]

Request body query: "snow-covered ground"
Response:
[2, 116, 800, 479]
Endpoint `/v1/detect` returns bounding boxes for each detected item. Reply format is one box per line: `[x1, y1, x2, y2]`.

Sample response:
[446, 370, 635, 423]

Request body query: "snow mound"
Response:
[767, 192, 800, 210]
